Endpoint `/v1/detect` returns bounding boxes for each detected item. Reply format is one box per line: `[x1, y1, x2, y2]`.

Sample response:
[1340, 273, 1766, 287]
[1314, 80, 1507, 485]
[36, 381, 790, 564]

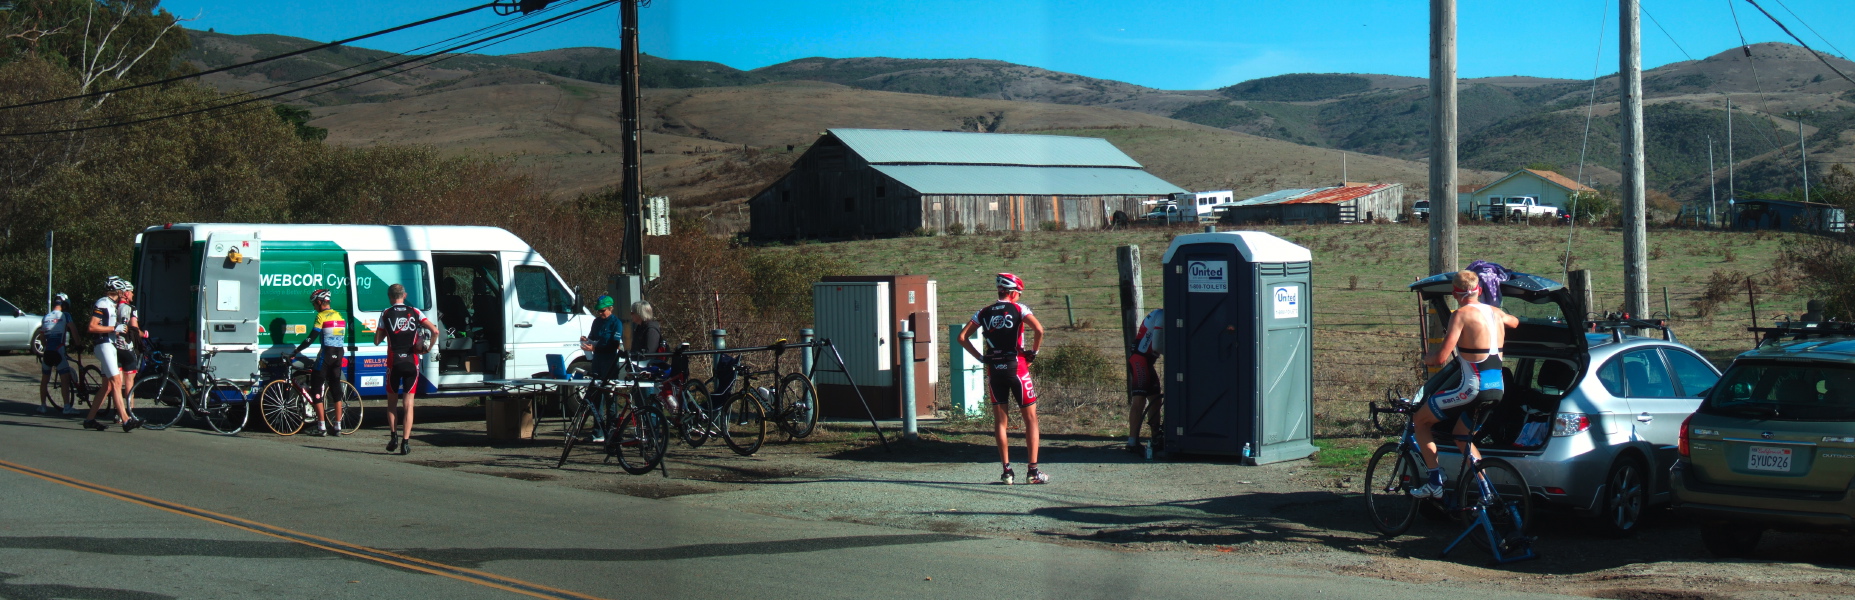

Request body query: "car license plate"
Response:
[1748, 446, 1793, 472]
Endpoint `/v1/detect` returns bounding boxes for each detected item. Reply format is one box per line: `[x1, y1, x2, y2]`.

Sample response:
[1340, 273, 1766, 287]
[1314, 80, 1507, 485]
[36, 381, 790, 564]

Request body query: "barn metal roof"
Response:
[1281, 183, 1397, 204]
[873, 164, 1186, 196]
[829, 128, 1145, 168]
[1232, 188, 1322, 206]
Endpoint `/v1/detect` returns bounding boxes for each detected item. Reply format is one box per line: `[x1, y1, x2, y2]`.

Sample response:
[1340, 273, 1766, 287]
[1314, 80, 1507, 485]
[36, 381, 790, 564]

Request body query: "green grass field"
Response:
[772, 222, 1807, 438]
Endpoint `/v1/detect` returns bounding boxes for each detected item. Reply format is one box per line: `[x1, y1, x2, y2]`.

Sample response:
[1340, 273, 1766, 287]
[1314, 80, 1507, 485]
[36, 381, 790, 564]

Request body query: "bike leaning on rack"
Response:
[708, 339, 819, 442]
[557, 373, 670, 475]
[1364, 393, 1536, 563]
[129, 349, 251, 435]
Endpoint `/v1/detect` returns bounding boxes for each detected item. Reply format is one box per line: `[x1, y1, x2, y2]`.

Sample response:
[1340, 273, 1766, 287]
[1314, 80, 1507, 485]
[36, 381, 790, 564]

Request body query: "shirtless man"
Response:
[1412, 270, 1519, 499]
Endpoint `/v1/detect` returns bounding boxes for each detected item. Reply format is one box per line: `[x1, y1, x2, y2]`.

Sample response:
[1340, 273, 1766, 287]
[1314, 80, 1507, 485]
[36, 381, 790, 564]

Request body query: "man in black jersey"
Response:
[372, 283, 439, 455]
[958, 273, 1049, 485]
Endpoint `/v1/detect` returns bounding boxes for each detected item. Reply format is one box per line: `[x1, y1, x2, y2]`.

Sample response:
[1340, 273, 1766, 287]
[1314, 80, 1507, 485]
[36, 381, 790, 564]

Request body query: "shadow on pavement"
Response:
[0, 572, 176, 600]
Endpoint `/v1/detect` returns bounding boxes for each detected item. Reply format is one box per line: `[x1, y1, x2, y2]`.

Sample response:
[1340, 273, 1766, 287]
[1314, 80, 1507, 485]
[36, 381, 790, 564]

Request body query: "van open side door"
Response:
[200, 232, 263, 382]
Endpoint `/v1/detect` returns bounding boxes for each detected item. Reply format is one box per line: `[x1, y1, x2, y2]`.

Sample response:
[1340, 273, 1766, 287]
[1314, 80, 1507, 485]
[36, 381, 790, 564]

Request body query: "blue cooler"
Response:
[546, 354, 568, 379]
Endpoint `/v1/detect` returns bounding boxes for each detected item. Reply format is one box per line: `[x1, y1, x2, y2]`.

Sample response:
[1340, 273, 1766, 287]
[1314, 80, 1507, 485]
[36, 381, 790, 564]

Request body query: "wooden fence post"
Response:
[1117, 246, 1145, 396]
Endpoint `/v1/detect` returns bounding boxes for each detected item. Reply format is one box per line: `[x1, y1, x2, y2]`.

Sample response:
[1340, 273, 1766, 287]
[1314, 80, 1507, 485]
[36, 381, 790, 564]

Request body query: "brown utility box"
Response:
[814, 275, 938, 420]
[486, 397, 535, 440]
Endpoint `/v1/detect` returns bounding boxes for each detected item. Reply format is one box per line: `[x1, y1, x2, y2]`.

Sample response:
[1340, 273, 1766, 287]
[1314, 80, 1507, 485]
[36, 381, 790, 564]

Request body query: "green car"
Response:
[1670, 327, 1855, 558]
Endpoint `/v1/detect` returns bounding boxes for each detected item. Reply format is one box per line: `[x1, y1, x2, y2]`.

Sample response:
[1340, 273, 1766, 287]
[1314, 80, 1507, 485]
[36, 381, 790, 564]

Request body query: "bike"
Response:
[707, 340, 818, 442]
[557, 375, 670, 475]
[256, 355, 364, 436]
[648, 344, 759, 456]
[130, 349, 252, 435]
[1364, 391, 1536, 564]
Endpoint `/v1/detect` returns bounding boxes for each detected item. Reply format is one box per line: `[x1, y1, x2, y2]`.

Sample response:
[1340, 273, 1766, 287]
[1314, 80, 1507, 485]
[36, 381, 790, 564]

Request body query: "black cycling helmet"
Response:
[52, 293, 68, 308]
[310, 289, 332, 305]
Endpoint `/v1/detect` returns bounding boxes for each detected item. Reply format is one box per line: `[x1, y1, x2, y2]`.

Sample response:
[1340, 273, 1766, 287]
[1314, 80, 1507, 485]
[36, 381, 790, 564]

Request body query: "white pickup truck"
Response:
[1490, 196, 1560, 221]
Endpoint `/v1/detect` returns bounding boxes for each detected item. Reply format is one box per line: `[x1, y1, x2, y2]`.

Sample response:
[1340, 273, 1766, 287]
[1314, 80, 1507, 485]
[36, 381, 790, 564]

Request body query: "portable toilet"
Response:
[1161, 231, 1316, 465]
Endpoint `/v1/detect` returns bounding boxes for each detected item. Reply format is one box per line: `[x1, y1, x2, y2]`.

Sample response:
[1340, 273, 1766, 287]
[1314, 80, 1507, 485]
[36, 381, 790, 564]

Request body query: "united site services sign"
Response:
[1188, 260, 1227, 293]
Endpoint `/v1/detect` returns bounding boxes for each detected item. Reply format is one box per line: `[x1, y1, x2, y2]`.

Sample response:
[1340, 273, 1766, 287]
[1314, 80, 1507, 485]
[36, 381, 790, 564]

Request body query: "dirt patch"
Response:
[1591, 590, 1725, 600]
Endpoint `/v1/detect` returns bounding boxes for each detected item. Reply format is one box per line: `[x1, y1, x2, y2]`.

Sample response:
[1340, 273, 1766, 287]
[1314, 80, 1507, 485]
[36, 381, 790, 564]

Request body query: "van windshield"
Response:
[1702, 362, 1855, 421]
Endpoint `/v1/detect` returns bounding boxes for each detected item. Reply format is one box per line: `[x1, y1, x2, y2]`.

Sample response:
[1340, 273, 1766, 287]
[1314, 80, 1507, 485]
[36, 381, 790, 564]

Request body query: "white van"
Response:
[134, 224, 591, 397]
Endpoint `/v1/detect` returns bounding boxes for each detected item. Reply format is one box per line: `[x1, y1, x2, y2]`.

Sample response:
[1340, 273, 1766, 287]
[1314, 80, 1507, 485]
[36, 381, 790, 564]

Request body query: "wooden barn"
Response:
[750, 129, 1186, 240]
[1221, 183, 1404, 224]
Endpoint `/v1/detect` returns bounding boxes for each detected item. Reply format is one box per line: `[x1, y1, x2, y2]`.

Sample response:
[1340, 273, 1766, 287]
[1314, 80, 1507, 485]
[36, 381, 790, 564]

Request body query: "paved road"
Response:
[0, 393, 1576, 599]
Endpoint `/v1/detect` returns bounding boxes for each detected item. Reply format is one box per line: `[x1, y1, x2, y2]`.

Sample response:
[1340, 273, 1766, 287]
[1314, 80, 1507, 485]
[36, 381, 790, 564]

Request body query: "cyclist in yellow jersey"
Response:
[289, 289, 348, 436]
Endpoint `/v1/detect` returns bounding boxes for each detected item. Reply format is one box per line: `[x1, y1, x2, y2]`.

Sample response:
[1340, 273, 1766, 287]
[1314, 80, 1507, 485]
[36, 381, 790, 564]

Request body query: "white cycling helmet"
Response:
[105, 276, 134, 292]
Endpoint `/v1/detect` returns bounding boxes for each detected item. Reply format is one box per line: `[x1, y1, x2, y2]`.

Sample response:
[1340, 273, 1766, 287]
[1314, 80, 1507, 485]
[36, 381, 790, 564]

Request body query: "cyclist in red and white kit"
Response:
[958, 273, 1048, 485]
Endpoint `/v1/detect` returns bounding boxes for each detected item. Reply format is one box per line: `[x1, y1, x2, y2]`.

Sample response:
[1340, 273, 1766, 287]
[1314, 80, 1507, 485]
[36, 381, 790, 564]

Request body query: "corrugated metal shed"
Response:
[830, 128, 1143, 168]
[1233, 188, 1322, 206]
[872, 164, 1185, 196]
[1281, 183, 1395, 204]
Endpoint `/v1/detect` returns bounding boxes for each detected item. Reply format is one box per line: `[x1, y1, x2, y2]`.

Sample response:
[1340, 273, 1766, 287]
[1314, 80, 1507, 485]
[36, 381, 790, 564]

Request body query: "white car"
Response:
[0, 296, 42, 353]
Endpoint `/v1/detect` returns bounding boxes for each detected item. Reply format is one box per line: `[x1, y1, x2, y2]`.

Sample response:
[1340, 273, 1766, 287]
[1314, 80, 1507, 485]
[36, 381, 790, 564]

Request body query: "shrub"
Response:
[1039, 221, 1063, 232]
[1032, 341, 1117, 387]
[947, 222, 966, 236]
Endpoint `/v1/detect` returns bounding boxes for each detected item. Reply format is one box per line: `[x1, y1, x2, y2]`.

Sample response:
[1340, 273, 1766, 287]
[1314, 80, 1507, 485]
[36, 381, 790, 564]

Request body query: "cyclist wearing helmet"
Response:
[38, 293, 79, 415]
[1126, 307, 1165, 454]
[291, 289, 349, 436]
[958, 273, 1049, 485]
[113, 285, 143, 410]
[83, 277, 141, 432]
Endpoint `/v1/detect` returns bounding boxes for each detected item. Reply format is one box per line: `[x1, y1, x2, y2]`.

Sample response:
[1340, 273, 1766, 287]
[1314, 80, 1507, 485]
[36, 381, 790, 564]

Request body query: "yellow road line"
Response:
[0, 458, 607, 600]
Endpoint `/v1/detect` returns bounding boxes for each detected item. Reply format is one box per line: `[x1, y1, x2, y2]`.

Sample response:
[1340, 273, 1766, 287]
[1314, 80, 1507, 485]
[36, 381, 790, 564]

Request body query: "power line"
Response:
[0, 2, 499, 113]
[20, 0, 583, 131]
[1641, 5, 1695, 61]
[1741, 0, 1855, 87]
[0, 1, 623, 138]
[1770, 0, 1849, 60]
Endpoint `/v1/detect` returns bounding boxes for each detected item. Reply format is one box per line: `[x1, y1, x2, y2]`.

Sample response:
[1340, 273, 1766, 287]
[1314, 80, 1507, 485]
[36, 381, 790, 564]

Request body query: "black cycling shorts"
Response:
[312, 347, 345, 394]
[388, 356, 420, 395]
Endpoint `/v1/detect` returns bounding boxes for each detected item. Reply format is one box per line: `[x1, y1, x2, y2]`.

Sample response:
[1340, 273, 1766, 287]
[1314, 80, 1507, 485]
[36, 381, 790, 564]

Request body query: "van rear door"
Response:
[350, 251, 438, 395]
[200, 231, 263, 381]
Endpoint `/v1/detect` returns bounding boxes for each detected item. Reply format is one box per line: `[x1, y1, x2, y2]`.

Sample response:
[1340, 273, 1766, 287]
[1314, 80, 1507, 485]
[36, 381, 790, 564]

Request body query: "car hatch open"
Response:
[1409, 271, 1585, 356]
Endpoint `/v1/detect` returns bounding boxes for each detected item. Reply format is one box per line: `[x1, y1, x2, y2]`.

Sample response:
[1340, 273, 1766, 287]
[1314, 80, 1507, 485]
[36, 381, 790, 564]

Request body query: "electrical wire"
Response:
[1564, 0, 1609, 279]
[1769, 0, 1849, 60]
[1740, 0, 1855, 87]
[1641, 5, 1695, 62]
[22, 0, 582, 131]
[0, 2, 499, 113]
[0, 0, 622, 138]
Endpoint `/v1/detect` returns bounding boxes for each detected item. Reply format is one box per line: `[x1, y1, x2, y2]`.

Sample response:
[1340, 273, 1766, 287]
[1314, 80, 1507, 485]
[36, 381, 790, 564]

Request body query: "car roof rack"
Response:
[1587, 313, 1677, 344]
[1749, 321, 1855, 347]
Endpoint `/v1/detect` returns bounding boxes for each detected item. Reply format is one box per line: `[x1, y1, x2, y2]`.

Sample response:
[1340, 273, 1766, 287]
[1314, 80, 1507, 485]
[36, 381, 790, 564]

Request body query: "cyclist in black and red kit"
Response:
[958, 273, 1048, 485]
[372, 283, 439, 455]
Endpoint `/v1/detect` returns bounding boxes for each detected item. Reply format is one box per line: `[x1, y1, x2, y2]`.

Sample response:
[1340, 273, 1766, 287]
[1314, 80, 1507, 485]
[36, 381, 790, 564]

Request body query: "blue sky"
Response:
[160, 0, 1855, 90]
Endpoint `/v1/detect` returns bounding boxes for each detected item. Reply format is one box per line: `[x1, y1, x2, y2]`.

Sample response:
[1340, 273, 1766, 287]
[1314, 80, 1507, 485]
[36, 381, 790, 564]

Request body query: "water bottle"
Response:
[1145, 444, 1153, 461]
[1242, 443, 1252, 459]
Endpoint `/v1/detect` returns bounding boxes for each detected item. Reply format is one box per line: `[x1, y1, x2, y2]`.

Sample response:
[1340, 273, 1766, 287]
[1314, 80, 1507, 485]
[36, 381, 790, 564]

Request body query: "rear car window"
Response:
[1664, 350, 1720, 398]
[1703, 362, 1855, 421]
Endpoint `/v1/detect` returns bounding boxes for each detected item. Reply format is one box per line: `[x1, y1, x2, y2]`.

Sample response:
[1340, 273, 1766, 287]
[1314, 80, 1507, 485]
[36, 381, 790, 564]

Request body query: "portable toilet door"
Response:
[1161, 231, 1316, 465]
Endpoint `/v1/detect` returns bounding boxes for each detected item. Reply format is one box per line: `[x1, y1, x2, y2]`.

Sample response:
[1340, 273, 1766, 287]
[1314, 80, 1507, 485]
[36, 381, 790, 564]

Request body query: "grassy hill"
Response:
[771, 224, 1806, 433]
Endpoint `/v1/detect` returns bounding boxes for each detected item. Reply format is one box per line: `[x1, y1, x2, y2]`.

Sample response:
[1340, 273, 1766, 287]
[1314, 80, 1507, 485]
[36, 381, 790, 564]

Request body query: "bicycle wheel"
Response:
[77, 365, 105, 411]
[678, 382, 714, 448]
[333, 381, 364, 434]
[1363, 443, 1421, 536]
[613, 401, 669, 476]
[131, 375, 187, 431]
[258, 380, 306, 435]
[721, 392, 767, 456]
[203, 381, 250, 435]
[776, 372, 820, 438]
[556, 393, 594, 468]
[1454, 456, 1534, 552]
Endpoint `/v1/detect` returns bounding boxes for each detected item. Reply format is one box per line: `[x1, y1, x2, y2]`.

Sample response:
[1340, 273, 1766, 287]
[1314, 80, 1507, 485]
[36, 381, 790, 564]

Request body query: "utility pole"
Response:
[612, 0, 646, 307]
[1620, 0, 1649, 320]
[1726, 95, 1735, 202]
[1708, 136, 1718, 228]
[1341, 151, 1347, 183]
[1428, 0, 1458, 275]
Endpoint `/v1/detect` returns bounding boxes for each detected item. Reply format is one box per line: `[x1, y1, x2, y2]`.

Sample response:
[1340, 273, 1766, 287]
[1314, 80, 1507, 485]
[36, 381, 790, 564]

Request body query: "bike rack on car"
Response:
[1748, 321, 1855, 347]
[1586, 313, 1677, 344]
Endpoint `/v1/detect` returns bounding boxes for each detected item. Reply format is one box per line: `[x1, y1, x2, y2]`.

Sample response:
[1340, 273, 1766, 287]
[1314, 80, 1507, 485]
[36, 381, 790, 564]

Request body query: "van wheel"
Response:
[1700, 522, 1763, 558]
[1599, 455, 1648, 537]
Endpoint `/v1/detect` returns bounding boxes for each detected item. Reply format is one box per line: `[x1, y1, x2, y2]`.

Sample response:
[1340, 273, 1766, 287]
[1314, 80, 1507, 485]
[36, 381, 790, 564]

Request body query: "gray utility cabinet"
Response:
[1161, 232, 1316, 465]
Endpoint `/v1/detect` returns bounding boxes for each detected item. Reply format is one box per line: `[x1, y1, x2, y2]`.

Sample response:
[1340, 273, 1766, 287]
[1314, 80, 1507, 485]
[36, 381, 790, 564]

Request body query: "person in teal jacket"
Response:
[577, 295, 624, 443]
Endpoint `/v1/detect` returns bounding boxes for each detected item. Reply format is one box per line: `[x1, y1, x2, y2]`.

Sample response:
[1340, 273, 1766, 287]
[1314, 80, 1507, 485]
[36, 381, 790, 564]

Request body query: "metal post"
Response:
[1620, 0, 1650, 324]
[1748, 279, 1759, 345]
[1064, 295, 1075, 329]
[1798, 113, 1810, 204]
[1663, 287, 1671, 319]
[617, 0, 645, 277]
[1428, 0, 1459, 275]
[44, 230, 53, 313]
[799, 328, 815, 379]
[1727, 96, 1735, 203]
[1202, 225, 1215, 233]
[710, 329, 727, 351]
[1708, 136, 1717, 228]
[900, 330, 917, 441]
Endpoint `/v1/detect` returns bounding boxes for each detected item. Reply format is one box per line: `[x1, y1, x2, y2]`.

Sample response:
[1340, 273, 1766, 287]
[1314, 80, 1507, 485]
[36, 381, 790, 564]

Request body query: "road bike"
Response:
[647, 344, 761, 456]
[708, 340, 818, 442]
[557, 375, 670, 475]
[130, 349, 251, 435]
[1364, 391, 1536, 564]
[256, 355, 364, 436]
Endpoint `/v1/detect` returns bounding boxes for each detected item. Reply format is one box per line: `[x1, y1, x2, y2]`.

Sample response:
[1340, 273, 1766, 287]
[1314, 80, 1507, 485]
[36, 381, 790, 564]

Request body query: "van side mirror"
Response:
[571, 285, 583, 310]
